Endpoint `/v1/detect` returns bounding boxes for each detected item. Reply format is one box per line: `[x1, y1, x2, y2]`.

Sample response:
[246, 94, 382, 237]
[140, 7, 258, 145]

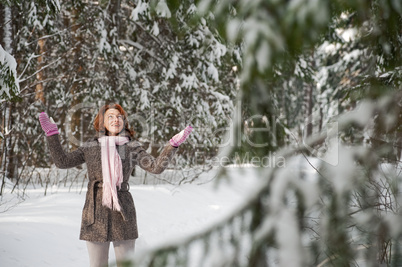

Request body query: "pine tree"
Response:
[1, 0, 238, 190]
[129, 0, 402, 266]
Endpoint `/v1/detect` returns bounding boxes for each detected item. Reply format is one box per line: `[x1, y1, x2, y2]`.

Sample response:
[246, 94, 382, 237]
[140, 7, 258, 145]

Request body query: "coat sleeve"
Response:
[46, 134, 85, 169]
[130, 142, 177, 174]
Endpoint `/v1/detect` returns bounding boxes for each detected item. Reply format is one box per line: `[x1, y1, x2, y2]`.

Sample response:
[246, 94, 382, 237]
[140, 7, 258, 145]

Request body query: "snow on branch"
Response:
[0, 45, 20, 103]
[130, 92, 402, 266]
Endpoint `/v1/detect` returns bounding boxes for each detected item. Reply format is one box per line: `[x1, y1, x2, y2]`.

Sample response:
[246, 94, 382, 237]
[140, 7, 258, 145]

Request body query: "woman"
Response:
[39, 103, 192, 267]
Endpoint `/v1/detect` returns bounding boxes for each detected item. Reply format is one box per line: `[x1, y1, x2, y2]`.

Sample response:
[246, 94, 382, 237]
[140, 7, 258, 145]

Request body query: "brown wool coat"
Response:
[46, 134, 177, 242]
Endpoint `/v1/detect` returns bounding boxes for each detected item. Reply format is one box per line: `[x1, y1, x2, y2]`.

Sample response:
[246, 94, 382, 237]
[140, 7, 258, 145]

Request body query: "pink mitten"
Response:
[169, 126, 193, 147]
[39, 112, 59, 136]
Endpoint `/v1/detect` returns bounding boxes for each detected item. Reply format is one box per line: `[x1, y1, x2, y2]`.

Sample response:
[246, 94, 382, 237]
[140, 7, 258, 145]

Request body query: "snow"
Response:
[151, 21, 160, 36]
[338, 100, 375, 127]
[277, 209, 303, 266]
[336, 28, 357, 42]
[155, 0, 171, 18]
[139, 89, 150, 109]
[180, 73, 198, 89]
[207, 63, 219, 82]
[324, 144, 360, 194]
[227, 19, 241, 42]
[342, 49, 362, 62]
[52, 0, 61, 13]
[131, 1, 150, 21]
[0, 168, 260, 267]
[256, 41, 271, 72]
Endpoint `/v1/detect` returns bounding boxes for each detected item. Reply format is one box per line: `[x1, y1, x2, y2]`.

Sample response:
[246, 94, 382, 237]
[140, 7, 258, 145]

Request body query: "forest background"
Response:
[1, 0, 402, 266]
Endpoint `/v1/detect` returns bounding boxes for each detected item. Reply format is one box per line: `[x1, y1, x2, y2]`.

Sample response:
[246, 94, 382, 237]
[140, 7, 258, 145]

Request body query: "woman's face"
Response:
[104, 108, 124, 136]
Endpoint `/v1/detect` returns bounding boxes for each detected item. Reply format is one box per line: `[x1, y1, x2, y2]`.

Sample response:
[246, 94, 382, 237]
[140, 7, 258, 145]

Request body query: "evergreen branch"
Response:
[117, 39, 168, 68]
[18, 57, 62, 83]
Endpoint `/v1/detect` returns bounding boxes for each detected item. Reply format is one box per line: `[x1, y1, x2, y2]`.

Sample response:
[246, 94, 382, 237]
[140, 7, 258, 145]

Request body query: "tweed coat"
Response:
[46, 134, 177, 242]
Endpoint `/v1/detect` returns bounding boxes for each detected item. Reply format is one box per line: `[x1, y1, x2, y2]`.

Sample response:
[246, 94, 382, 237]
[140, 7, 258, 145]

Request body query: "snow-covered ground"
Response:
[0, 167, 262, 267]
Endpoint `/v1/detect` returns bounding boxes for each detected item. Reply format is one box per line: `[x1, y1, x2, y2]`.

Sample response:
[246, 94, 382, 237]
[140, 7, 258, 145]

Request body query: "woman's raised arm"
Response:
[133, 126, 193, 174]
[39, 112, 85, 169]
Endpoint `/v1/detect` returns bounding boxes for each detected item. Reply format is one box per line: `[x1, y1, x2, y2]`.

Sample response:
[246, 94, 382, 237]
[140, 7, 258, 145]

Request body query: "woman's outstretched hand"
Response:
[39, 112, 59, 136]
[169, 126, 193, 147]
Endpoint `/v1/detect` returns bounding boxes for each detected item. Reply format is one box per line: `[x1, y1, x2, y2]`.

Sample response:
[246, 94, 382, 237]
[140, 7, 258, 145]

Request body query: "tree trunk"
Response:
[69, 4, 83, 150]
[35, 38, 46, 104]
[0, 5, 16, 190]
[106, 0, 121, 91]
[305, 83, 313, 138]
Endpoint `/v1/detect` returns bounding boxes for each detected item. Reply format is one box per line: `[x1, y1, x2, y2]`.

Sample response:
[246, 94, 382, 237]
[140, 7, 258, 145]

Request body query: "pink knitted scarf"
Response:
[99, 136, 129, 211]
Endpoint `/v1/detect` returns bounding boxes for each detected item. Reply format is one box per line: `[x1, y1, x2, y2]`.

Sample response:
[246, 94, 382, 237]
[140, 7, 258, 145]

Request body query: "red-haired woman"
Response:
[39, 103, 192, 267]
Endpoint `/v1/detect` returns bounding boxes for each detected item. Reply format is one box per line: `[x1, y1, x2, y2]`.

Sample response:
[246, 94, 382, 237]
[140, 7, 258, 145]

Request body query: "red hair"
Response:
[93, 103, 135, 138]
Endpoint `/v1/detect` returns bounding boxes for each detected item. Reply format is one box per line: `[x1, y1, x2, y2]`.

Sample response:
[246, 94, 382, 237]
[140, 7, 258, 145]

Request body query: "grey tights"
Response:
[86, 240, 135, 267]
